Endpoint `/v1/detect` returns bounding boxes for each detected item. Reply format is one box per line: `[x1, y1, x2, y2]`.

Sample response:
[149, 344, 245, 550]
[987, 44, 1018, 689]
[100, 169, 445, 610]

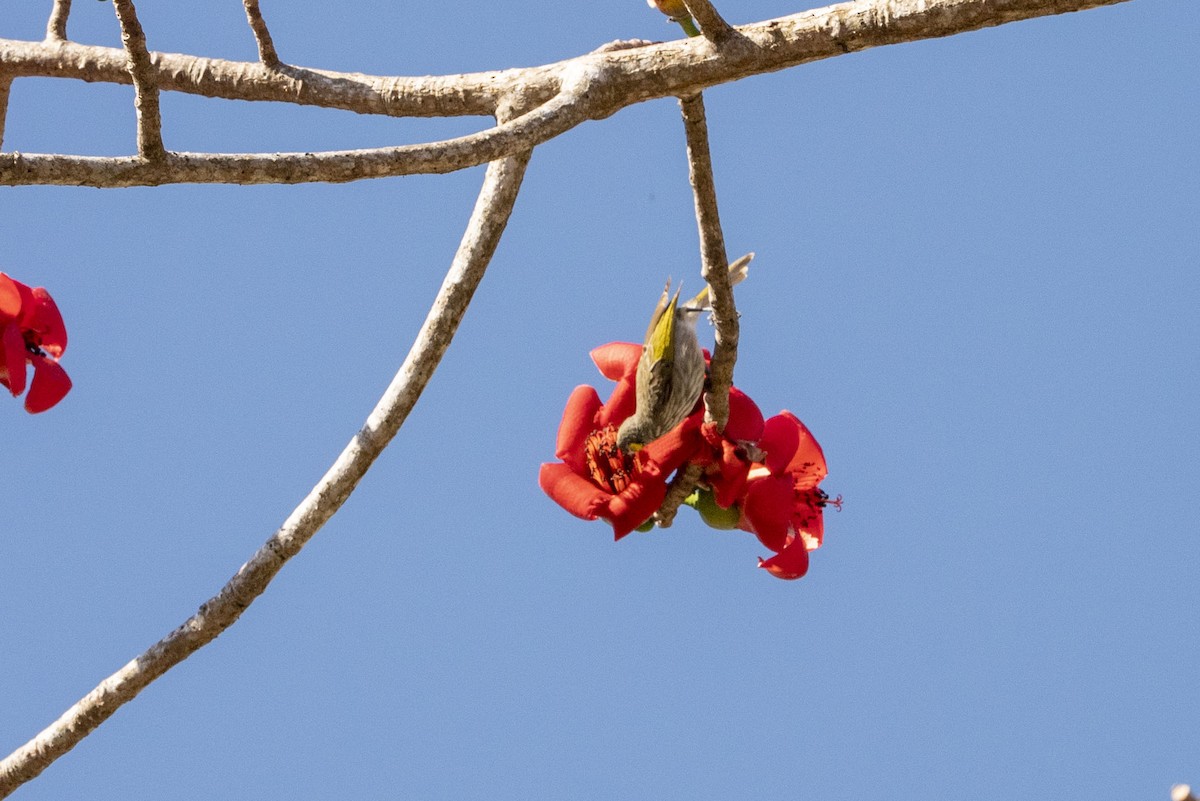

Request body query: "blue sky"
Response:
[2, 1, 1197, 799]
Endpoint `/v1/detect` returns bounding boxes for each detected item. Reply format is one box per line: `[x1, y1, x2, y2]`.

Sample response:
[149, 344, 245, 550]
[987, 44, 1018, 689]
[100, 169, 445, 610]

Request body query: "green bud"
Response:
[692, 487, 741, 530]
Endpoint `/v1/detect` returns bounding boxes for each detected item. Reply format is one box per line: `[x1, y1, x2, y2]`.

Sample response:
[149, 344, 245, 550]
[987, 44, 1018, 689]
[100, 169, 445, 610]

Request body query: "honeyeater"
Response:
[616, 253, 752, 453]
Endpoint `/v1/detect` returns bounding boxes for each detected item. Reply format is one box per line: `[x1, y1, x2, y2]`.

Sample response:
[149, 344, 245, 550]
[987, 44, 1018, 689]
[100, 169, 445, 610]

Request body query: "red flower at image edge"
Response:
[538, 342, 765, 539]
[740, 411, 835, 580]
[0, 273, 71, 413]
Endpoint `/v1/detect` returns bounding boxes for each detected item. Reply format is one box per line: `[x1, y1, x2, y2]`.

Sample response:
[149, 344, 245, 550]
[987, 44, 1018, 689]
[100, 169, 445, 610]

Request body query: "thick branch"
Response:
[46, 0, 72, 42]
[0, 0, 1133, 131]
[111, 0, 164, 160]
[242, 0, 281, 68]
[0, 63, 595, 186]
[680, 93, 738, 432]
[684, 0, 736, 43]
[0, 145, 532, 800]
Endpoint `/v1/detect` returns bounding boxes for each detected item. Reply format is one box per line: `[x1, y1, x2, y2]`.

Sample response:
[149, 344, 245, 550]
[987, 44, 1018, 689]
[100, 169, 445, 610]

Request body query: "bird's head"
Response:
[615, 417, 648, 454]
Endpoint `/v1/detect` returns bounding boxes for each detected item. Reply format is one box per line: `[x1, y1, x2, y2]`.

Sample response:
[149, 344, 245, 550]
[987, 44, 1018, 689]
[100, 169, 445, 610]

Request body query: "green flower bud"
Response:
[691, 487, 741, 530]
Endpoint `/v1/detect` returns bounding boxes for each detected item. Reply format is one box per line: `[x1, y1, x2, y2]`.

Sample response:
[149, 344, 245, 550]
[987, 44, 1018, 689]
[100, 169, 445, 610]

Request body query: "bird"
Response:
[616, 253, 753, 453]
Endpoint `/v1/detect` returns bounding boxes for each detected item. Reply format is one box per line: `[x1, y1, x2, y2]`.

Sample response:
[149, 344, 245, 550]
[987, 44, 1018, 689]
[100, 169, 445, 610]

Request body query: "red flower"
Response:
[541, 343, 836, 582]
[740, 412, 836, 580]
[695, 386, 765, 509]
[539, 343, 701, 539]
[0, 273, 72, 413]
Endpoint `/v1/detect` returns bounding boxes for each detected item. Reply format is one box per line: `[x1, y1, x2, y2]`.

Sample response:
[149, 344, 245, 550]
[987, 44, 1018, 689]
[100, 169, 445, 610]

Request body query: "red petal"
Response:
[1, 322, 26, 396]
[554, 385, 602, 473]
[597, 374, 637, 428]
[0, 274, 22, 321]
[793, 489, 826, 548]
[707, 442, 750, 508]
[539, 462, 608, 521]
[25, 355, 71, 413]
[779, 411, 827, 487]
[741, 475, 793, 552]
[641, 410, 703, 476]
[25, 288, 68, 357]
[759, 413, 801, 476]
[590, 342, 641, 382]
[605, 477, 667, 540]
[723, 386, 764, 442]
[758, 538, 810, 580]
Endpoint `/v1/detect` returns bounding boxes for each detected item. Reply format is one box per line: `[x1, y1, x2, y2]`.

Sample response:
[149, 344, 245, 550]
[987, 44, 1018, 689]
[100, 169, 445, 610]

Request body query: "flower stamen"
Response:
[585, 425, 638, 495]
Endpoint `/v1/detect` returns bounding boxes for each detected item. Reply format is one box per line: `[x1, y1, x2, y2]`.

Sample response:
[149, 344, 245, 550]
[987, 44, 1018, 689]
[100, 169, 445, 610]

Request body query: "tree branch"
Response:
[0, 140, 533, 801]
[0, 62, 597, 186]
[46, 0, 72, 42]
[242, 0, 281, 68]
[651, 91, 740, 529]
[0, 0, 1133, 156]
[0, 38, 507, 119]
[655, 463, 705, 527]
[684, 0, 736, 43]
[1173, 785, 1197, 801]
[111, 0, 164, 160]
[679, 93, 738, 432]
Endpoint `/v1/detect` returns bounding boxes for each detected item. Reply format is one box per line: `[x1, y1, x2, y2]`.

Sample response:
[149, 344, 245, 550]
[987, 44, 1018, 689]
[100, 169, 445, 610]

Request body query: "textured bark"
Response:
[0, 0, 1132, 187]
[242, 0, 281, 67]
[46, 0, 72, 41]
[111, 0, 165, 160]
[684, 0, 736, 42]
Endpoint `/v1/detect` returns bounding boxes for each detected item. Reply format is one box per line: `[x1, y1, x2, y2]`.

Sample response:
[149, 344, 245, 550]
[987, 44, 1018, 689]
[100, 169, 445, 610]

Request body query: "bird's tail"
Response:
[685, 252, 754, 310]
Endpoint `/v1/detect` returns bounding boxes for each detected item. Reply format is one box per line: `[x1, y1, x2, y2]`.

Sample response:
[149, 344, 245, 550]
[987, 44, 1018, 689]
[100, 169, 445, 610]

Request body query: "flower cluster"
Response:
[0, 273, 71, 414]
[539, 343, 837, 580]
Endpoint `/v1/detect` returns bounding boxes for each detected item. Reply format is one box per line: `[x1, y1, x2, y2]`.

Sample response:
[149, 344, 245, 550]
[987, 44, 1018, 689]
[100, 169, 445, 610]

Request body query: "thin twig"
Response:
[684, 0, 736, 43]
[0, 137, 533, 801]
[111, 0, 164, 160]
[242, 0, 281, 68]
[679, 93, 738, 432]
[45, 0, 72, 42]
[0, 77, 10, 151]
[656, 463, 705, 527]
[0, 63, 598, 187]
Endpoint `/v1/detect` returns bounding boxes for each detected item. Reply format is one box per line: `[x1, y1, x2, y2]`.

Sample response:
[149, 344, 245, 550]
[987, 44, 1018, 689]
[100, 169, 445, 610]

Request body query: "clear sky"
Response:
[2, 1, 1197, 799]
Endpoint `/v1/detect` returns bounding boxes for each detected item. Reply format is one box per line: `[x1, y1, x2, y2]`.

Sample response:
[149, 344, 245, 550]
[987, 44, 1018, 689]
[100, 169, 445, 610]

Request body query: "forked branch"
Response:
[0, 0, 1133, 185]
[0, 62, 598, 185]
[0, 136, 534, 801]
[0, 0, 1146, 791]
